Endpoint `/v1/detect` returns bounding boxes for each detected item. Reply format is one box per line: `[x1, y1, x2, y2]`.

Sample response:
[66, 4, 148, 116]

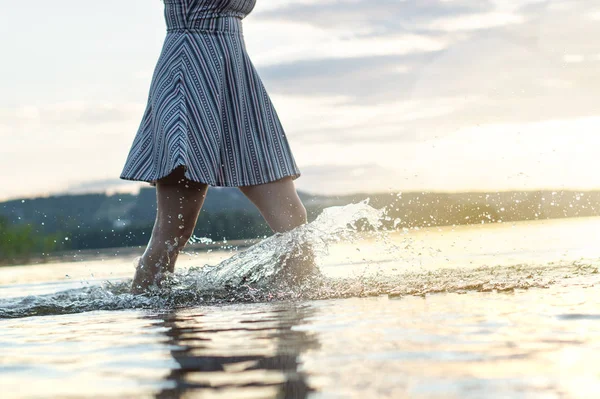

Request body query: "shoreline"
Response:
[3, 214, 600, 269]
[0, 238, 260, 268]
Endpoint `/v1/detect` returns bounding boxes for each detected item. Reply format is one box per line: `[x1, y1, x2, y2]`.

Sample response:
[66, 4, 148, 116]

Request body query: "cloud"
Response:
[271, 93, 480, 146]
[294, 163, 403, 195]
[253, 0, 600, 132]
[253, 0, 493, 36]
[259, 53, 430, 103]
[245, 21, 446, 67]
[291, 116, 600, 194]
[63, 178, 143, 196]
[0, 102, 144, 132]
[2, 0, 600, 199]
[0, 101, 146, 200]
[426, 11, 526, 31]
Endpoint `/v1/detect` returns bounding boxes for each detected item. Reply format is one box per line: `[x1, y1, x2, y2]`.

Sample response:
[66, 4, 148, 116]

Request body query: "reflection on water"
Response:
[150, 305, 318, 399]
[4, 290, 600, 398]
[2, 216, 600, 398]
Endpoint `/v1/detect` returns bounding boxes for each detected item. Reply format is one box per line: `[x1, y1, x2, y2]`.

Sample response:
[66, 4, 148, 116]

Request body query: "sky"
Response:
[1, 0, 599, 200]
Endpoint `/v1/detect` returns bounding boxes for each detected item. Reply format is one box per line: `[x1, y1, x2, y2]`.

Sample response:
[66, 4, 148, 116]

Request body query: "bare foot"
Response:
[278, 242, 320, 286]
[131, 257, 164, 295]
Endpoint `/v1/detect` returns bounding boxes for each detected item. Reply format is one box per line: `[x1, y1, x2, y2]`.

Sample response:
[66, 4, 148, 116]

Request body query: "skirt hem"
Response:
[119, 164, 301, 188]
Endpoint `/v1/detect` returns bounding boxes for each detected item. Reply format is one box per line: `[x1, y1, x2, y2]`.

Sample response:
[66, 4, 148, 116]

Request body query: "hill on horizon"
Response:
[0, 187, 599, 263]
[2, 188, 599, 233]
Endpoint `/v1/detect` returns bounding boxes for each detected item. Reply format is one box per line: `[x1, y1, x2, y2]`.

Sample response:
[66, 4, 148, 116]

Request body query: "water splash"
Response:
[0, 201, 382, 318]
[193, 201, 384, 290]
[1, 201, 598, 319]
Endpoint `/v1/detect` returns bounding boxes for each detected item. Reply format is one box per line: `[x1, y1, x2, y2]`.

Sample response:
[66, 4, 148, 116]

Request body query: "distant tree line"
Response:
[1, 189, 599, 264]
[365, 191, 600, 229]
[0, 216, 63, 265]
[63, 210, 273, 251]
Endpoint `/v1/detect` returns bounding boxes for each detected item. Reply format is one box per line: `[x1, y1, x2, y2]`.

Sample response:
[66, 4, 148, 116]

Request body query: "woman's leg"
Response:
[239, 177, 315, 284]
[132, 167, 209, 294]
[238, 177, 307, 233]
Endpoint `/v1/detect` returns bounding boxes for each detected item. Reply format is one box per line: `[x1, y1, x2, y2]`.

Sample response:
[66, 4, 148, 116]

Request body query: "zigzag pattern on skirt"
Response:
[121, 0, 301, 187]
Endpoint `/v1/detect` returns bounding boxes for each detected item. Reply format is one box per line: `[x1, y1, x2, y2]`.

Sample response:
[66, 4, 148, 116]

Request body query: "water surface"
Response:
[1, 213, 600, 398]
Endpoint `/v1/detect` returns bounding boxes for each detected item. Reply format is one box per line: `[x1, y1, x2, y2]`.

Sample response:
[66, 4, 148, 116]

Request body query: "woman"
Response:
[120, 0, 306, 294]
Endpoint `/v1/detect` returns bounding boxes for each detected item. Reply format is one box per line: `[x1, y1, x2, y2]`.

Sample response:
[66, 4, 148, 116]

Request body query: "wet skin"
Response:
[132, 167, 309, 294]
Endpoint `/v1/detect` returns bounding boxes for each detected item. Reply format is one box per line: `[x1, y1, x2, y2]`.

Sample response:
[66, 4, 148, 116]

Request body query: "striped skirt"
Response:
[120, 15, 301, 187]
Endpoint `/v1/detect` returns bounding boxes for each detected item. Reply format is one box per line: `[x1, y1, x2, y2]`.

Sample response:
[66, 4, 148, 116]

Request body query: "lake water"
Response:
[2, 209, 600, 398]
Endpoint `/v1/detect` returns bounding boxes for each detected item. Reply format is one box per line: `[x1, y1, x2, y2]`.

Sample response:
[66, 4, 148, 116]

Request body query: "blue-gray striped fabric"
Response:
[120, 0, 301, 187]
